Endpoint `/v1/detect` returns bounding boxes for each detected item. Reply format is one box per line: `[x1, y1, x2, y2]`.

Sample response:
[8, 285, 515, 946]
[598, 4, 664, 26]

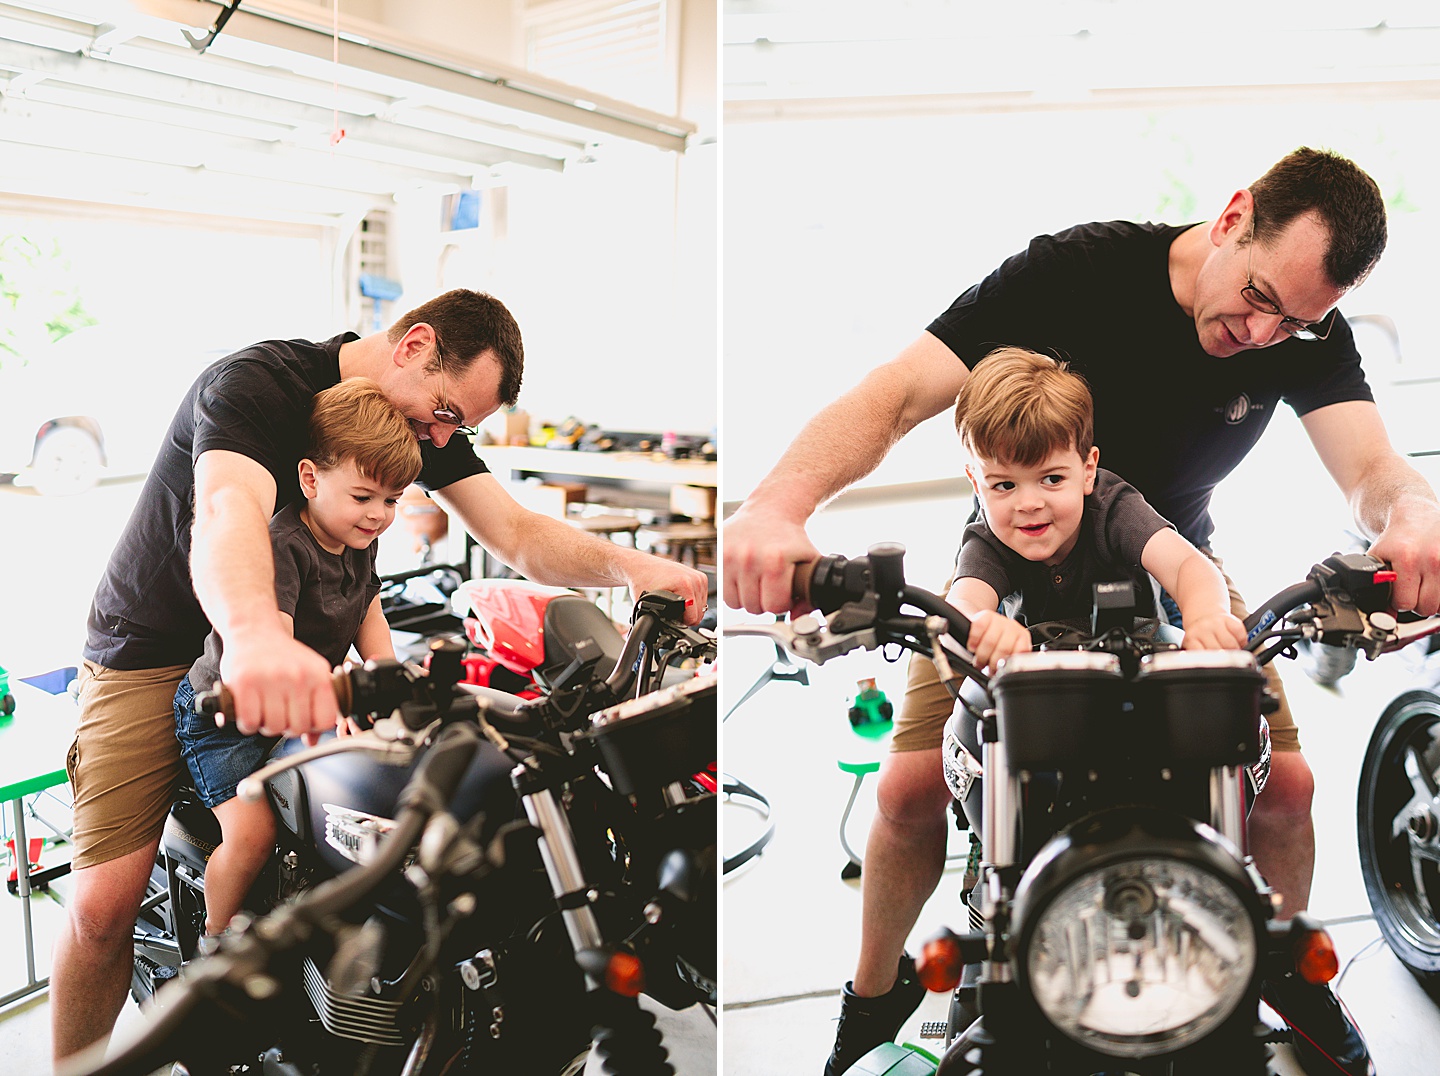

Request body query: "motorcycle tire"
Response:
[1358, 688, 1440, 994]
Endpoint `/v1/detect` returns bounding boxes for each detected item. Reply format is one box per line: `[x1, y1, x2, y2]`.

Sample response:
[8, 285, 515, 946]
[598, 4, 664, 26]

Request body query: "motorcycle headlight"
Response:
[1015, 811, 1260, 1058]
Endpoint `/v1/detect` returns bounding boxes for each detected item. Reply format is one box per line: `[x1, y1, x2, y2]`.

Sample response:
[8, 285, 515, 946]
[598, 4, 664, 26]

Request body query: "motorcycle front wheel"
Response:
[1358, 689, 1440, 991]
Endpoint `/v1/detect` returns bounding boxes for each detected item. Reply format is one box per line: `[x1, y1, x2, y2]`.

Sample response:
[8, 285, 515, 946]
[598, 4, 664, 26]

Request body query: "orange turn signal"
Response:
[917, 931, 965, 993]
[605, 951, 646, 997]
[1295, 927, 1340, 985]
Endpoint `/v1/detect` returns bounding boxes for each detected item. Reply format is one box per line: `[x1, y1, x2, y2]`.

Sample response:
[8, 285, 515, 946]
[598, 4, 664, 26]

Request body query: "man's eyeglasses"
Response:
[431, 337, 476, 435]
[1241, 222, 1337, 342]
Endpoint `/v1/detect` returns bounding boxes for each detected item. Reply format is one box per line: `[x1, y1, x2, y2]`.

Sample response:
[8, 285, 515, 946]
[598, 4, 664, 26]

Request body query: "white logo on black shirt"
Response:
[1223, 394, 1252, 425]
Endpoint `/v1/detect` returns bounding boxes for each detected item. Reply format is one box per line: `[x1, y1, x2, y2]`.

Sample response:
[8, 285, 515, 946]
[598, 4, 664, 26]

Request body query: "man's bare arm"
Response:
[1302, 399, 1440, 613]
[191, 450, 336, 735]
[433, 474, 709, 623]
[724, 331, 969, 614]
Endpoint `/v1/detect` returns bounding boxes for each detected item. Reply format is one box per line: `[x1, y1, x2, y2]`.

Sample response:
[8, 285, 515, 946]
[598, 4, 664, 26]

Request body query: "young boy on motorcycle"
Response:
[172, 378, 422, 939]
[946, 347, 1247, 670]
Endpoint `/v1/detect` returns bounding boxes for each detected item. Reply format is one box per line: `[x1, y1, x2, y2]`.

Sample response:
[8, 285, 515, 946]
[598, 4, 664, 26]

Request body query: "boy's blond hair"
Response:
[954, 347, 1094, 467]
[307, 378, 423, 491]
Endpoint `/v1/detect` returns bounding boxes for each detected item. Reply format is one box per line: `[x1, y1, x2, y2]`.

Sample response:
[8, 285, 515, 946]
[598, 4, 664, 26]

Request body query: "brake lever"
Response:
[236, 716, 428, 803]
[723, 614, 881, 663]
[1379, 614, 1440, 654]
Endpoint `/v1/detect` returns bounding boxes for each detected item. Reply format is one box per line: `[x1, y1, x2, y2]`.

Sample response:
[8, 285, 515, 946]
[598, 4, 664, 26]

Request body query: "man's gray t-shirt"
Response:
[958, 468, 1172, 625]
[188, 502, 381, 691]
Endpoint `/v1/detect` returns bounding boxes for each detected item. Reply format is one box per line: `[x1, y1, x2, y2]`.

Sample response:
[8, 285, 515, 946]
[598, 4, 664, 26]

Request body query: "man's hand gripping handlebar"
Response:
[724, 544, 979, 683]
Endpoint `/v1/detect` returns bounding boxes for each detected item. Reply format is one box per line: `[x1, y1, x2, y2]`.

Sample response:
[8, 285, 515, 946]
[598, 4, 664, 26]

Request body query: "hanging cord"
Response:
[330, 0, 346, 147]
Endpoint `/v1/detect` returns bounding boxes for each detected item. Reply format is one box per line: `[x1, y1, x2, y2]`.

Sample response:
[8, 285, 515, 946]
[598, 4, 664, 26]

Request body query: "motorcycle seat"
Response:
[163, 787, 221, 874]
[540, 594, 627, 680]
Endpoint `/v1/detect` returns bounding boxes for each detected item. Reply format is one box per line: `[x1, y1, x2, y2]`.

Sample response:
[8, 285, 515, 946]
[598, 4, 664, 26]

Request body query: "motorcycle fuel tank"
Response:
[268, 730, 520, 877]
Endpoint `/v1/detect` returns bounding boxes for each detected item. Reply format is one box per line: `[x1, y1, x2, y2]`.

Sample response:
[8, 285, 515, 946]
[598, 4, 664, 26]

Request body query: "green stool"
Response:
[836, 676, 970, 881]
[837, 754, 882, 880]
[845, 1042, 939, 1075]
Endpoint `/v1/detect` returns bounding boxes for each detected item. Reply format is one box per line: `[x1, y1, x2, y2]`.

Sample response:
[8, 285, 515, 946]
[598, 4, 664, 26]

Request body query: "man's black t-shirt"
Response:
[85, 333, 488, 670]
[927, 221, 1372, 547]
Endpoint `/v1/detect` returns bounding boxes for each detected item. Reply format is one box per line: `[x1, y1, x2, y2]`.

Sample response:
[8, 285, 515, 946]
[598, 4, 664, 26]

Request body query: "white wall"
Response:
[384, 0, 717, 439]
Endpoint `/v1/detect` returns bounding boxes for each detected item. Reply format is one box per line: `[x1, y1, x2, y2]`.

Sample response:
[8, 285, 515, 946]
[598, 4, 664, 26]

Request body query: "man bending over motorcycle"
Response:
[942, 347, 1246, 675]
[725, 148, 1435, 1076]
[173, 379, 421, 941]
[54, 289, 709, 1065]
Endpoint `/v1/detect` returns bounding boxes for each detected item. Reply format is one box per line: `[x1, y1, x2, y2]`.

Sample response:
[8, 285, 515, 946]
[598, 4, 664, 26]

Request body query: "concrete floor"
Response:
[720, 420, 1440, 1075]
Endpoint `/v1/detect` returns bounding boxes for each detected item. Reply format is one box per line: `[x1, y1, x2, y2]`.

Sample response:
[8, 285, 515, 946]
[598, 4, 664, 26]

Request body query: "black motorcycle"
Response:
[74, 590, 715, 1076]
[728, 544, 1438, 1075]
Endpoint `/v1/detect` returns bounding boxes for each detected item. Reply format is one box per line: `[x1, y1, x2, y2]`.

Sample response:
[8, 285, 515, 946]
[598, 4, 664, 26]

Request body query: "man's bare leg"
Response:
[852, 748, 954, 996]
[1248, 749, 1316, 917]
[52, 841, 159, 1064]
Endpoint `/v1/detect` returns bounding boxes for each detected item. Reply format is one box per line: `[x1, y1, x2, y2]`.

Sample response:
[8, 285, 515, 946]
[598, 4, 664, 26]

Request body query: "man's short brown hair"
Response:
[1248, 147, 1387, 290]
[954, 347, 1094, 467]
[309, 378, 424, 491]
[388, 289, 524, 407]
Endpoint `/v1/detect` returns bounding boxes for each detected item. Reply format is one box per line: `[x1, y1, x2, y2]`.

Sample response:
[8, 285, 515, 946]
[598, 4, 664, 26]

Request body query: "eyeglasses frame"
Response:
[1240, 219, 1338, 342]
[430, 332, 477, 435]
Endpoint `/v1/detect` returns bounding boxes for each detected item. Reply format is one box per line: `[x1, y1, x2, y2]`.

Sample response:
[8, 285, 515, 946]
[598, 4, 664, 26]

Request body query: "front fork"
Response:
[514, 764, 679, 1076]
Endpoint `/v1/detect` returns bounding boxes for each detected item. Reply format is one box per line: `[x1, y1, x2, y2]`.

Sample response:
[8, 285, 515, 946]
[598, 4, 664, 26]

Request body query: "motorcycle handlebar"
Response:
[784, 545, 1421, 666]
[1242, 579, 1325, 640]
[792, 550, 973, 649]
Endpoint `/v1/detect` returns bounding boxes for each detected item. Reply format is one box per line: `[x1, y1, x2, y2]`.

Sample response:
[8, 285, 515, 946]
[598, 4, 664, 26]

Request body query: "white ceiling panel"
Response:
[0, 0, 697, 223]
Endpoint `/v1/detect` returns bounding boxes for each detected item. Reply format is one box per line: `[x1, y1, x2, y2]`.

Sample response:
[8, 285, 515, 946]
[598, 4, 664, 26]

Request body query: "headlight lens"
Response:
[1024, 858, 1256, 1057]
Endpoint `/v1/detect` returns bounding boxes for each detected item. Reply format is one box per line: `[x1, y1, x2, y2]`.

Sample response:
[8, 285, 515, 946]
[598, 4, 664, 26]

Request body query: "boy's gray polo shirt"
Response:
[957, 468, 1173, 625]
[188, 502, 380, 692]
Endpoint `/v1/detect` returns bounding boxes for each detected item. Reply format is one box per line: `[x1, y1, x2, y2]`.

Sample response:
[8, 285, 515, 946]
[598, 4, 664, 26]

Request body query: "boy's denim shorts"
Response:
[174, 674, 280, 808]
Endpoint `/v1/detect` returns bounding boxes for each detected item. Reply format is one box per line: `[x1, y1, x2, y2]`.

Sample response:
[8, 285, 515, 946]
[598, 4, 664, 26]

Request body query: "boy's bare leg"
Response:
[852, 748, 953, 995]
[206, 797, 277, 934]
[1248, 749, 1316, 917]
[52, 841, 159, 1063]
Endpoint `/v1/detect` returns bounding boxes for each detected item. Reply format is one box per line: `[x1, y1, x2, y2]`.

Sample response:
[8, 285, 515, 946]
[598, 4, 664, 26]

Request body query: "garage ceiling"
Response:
[725, 0, 1440, 117]
[0, 0, 696, 223]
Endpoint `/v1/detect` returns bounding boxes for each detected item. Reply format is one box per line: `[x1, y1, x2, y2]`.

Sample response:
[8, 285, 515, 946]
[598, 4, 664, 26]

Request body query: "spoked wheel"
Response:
[1358, 689, 1440, 992]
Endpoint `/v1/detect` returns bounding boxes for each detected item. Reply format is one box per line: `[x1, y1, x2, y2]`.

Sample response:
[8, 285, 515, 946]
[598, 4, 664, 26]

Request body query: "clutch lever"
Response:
[723, 613, 881, 664]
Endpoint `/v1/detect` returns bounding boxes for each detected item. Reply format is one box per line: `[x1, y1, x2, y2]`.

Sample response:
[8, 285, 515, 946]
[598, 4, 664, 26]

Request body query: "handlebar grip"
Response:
[792, 558, 819, 610]
[195, 669, 353, 727]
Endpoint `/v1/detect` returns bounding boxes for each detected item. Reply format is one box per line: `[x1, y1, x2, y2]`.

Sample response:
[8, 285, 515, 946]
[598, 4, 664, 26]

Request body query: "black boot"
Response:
[1261, 973, 1375, 1076]
[822, 953, 926, 1076]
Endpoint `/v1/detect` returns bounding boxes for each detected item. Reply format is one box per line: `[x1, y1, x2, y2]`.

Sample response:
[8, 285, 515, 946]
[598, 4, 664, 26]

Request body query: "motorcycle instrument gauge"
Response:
[584, 673, 718, 796]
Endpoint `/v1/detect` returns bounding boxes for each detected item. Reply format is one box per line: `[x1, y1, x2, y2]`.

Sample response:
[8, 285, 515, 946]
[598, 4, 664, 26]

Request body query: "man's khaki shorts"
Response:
[67, 660, 190, 869]
[891, 553, 1299, 754]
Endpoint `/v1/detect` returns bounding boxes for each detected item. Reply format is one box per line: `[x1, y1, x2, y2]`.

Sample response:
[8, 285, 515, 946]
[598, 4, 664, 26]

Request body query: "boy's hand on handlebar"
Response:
[967, 609, 1032, 673]
[1181, 611, 1248, 652]
[218, 630, 340, 738]
[722, 505, 821, 614]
